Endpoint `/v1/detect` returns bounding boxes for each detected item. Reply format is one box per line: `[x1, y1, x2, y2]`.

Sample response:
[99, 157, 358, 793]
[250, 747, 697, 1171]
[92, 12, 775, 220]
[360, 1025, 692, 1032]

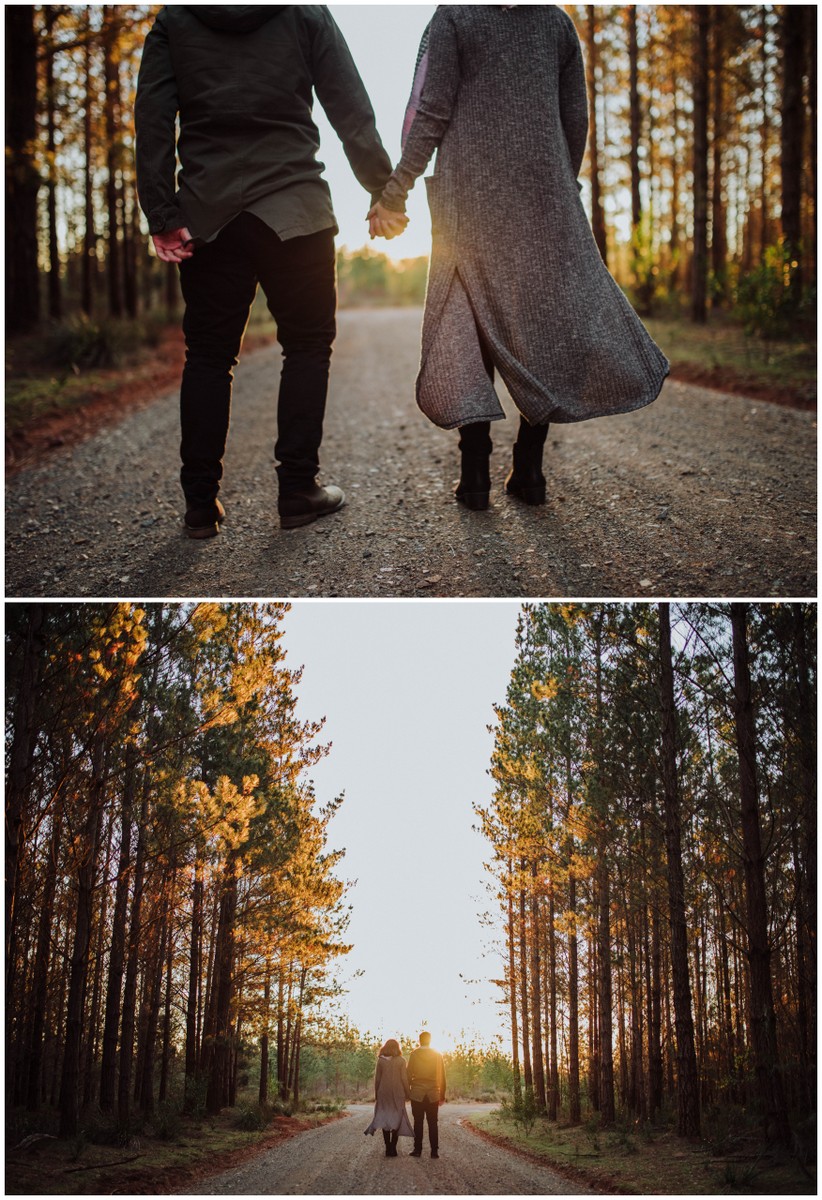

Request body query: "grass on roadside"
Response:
[5, 1095, 344, 1196]
[644, 315, 816, 407]
[467, 1109, 815, 1196]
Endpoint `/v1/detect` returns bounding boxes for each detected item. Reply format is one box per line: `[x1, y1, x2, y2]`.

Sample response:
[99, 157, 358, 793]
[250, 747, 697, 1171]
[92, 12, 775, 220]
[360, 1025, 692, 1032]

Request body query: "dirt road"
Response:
[6, 308, 815, 598]
[178, 1103, 590, 1195]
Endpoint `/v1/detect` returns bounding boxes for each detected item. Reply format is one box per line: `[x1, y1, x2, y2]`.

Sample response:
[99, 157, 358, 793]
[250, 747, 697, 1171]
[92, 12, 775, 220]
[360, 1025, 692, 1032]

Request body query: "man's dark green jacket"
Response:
[135, 5, 393, 242]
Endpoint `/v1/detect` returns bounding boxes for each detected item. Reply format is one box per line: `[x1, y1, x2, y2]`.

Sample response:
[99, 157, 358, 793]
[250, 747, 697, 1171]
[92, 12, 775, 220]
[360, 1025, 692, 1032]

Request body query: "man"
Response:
[407, 1030, 446, 1159]
[135, 6, 406, 537]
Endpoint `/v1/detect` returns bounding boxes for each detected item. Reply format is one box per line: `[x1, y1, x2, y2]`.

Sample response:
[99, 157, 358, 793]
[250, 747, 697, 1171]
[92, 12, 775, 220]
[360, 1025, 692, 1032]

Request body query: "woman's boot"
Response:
[383, 1130, 392, 1156]
[389, 1130, 399, 1157]
[505, 417, 548, 505]
[456, 422, 492, 510]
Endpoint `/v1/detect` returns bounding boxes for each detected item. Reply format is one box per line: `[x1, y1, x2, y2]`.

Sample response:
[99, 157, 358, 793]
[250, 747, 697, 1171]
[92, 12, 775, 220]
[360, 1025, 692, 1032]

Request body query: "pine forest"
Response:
[480, 602, 815, 1159]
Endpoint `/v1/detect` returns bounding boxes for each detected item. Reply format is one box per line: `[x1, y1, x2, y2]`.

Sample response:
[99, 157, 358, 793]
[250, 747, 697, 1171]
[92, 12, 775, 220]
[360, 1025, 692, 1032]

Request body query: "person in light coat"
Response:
[363, 1038, 414, 1156]
[370, 5, 669, 511]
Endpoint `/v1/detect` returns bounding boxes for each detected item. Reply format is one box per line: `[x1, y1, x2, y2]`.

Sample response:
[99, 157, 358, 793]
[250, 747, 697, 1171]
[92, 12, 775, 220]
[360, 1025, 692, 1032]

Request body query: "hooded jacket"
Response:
[135, 5, 392, 242]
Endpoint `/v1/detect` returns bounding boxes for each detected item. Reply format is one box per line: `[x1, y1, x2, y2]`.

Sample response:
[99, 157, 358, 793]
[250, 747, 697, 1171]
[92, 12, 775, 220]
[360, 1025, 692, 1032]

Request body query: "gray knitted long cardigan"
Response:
[380, 5, 670, 430]
[363, 1055, 414, 1137]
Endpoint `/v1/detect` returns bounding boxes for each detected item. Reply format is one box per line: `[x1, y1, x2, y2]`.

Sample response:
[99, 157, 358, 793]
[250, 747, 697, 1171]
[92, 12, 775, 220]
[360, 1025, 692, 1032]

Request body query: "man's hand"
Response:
[152, 227, 195, 263]
[367, 202, 408, 241]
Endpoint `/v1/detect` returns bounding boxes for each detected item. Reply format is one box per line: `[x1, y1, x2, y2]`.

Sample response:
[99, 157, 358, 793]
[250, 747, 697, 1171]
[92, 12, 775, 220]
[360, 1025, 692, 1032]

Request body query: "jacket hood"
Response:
[187, 6, 286, 34]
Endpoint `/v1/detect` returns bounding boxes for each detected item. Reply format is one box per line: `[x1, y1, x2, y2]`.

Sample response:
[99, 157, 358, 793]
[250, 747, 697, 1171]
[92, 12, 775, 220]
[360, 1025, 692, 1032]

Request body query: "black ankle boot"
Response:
[505, 442, 546, 505]
[456, 450, 491, 510]
[456, 423, 492, 510]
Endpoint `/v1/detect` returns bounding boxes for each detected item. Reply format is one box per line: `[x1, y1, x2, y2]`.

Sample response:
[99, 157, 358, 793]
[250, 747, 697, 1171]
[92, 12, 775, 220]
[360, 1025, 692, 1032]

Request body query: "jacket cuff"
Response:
[148, 203, 184, 235]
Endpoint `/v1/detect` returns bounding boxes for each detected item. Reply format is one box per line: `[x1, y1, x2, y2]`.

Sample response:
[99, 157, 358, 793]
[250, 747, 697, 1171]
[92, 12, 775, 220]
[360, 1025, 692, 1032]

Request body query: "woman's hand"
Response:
[367, 202, 409, 241]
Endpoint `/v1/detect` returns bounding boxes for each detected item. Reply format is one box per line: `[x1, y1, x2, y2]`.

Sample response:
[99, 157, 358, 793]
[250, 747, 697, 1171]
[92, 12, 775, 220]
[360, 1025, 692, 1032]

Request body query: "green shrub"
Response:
[41, 315, 168, 370]
[234, 1105, 266, 1131]
[152, 1100, 183, 1142]
[734, 242, 816, 343]
[498, 1087, 540, 1137]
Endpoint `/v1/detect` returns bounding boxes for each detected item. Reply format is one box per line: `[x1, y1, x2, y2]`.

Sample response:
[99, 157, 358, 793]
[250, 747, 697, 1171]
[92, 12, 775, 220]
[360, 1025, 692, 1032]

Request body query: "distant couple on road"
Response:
[135, 5, 668, 539]
[364, 1032, 446, 1159]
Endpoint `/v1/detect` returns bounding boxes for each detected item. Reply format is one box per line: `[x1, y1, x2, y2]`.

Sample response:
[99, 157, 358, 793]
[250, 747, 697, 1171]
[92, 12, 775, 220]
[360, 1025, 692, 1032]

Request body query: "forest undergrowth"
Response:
[469, 1104, 816, 1196]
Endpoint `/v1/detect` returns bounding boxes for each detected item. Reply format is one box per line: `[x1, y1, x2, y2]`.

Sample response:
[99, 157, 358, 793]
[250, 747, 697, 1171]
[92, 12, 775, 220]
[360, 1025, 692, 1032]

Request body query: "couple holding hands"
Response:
[364, 1032, 447, 1159]
[135, 5, 668, 538]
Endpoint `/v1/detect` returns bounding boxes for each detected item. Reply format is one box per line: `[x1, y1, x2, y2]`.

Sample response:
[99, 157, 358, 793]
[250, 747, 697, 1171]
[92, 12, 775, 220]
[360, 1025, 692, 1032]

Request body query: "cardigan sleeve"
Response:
[558, 20, 589, 180]
[379, 10, 461, 213]
[134, 7, 183, 235]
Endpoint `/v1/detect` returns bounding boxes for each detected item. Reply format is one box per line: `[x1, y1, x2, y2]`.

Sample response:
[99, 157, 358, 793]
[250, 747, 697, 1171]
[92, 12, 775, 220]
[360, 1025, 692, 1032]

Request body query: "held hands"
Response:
[152, 227, 195, 263]
[367, 202, 409, 241]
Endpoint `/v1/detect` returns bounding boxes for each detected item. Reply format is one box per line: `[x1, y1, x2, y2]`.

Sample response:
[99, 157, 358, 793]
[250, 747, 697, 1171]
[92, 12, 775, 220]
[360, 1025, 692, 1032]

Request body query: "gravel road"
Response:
[6, 308, 815, 599]
[178, 1103, 590, 1195]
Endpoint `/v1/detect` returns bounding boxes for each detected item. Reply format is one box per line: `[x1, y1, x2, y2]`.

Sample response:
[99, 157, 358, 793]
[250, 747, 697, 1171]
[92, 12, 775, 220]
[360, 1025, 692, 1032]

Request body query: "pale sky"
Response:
[316, 5, 437, 258]
[280, 600, 523, 1052]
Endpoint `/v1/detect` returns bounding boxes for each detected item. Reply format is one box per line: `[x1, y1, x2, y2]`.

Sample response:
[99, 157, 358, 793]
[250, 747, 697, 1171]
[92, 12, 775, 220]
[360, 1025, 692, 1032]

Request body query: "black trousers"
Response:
[178, 212, 337, 503]
[411, 1097, 439, 1152]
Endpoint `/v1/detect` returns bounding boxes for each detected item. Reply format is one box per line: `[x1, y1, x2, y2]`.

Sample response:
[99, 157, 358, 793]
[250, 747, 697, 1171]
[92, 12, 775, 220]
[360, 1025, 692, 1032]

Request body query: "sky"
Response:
[279, 600, 523, 1053]
[314, 5, 437, 258]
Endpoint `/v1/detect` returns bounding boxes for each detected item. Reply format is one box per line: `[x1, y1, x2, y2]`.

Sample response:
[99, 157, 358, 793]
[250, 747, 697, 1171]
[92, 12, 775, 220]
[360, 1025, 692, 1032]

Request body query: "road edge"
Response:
[461, 1115, 616, 1194]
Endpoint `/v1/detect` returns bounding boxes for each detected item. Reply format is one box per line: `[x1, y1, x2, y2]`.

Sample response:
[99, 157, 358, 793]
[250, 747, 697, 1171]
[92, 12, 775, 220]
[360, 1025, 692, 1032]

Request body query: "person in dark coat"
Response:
[406, 1031, 446, 1159]
[371, 5, 670, 511]
[363, 1039, 414, 1156]
[135, 5, 403, 537]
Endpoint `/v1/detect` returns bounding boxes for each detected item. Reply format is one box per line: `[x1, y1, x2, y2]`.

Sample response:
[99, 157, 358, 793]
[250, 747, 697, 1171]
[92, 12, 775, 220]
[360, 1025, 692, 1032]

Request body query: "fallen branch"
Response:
[11, 1133, 58, 1152]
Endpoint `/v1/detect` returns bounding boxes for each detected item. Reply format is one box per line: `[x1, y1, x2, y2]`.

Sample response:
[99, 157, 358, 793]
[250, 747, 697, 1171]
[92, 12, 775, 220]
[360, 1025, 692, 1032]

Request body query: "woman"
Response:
[371, 6, 669, 510]
[363, 1038, 414, 1156]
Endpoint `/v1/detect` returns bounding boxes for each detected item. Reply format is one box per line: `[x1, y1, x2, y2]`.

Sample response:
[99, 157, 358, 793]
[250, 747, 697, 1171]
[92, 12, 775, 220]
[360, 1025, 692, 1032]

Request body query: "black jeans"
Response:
[178, 212, 337, 503]
[411, 1097, 439, 1153]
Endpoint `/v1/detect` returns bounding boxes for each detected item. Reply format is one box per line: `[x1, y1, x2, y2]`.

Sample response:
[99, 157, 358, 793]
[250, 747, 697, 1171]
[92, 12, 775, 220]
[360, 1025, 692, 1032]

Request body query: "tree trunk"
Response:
[259, 969, 271, 1104]
[6, 604, 44, 998]
[547, 882, 559, 1121]
[779, 5, 805, 297]
[26, 803, 63, 1110]
[518, 886, 533, 1093]
[206, 856, 239, 1115]
[507, 880, 522, 1102]
[59, 744, 106, 1137]
[593, 618, 615, 1125]
[103, 6, 123, 317]
[730, 604, 791, 1145]
[99, 744, 136, 1110]
[117, 773, 149, 1128]
[81, 7, 95, 316]
[529, 871, 546, 1110]
[567, 867, 581, 1123]
[710, 6, 728, 305]
[628, 6, 641, 232]
[690, 6, 710, 322]
[658, 603, 701, 1137]
[5, 6, 41, 333]
[44, 7, 62, 319]
[585, 6, 608, 263]
[184, 859, 203, 1110]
